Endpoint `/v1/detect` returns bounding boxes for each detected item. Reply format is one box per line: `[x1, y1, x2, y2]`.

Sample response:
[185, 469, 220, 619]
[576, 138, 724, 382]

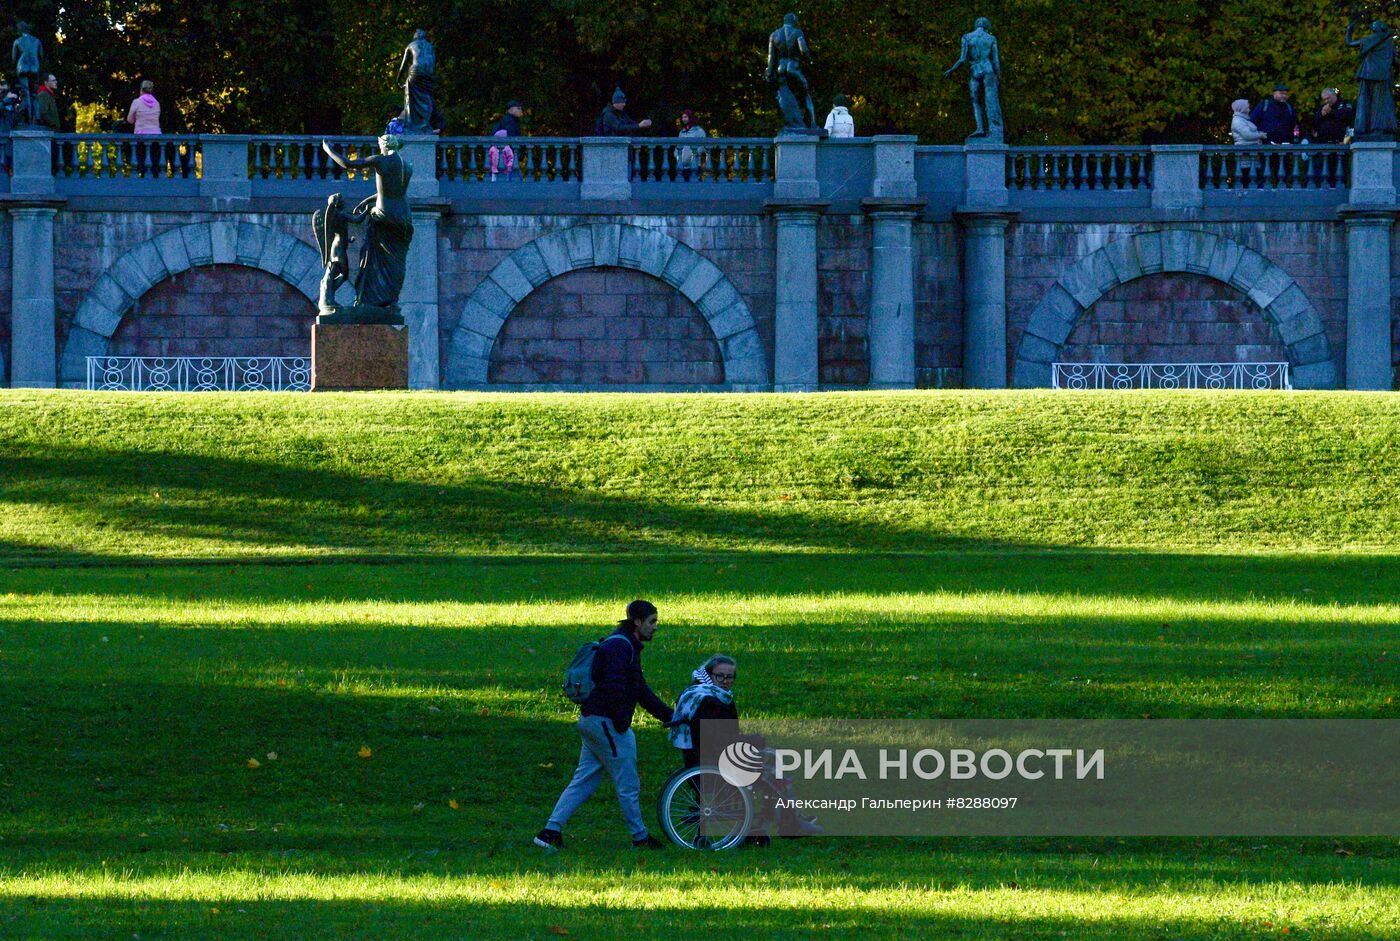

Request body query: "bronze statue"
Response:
[315, 136, 415, 324]
[398, 29, 440, 134]
[312, 193, 369, 311]
[11, 21, 42, 127]
[944, 17, 1004, 141]
[766, 12, 816, 131]
[1347, 17, 1396, 140]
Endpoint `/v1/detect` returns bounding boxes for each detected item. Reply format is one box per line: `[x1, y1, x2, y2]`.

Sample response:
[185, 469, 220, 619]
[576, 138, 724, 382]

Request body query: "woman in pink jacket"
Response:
[127, 80, 161, 133]
[126, 80, 163, 177]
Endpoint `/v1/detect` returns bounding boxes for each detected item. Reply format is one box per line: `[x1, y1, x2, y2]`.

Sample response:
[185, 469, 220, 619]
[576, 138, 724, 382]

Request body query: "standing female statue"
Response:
[320, 135, 415, 319]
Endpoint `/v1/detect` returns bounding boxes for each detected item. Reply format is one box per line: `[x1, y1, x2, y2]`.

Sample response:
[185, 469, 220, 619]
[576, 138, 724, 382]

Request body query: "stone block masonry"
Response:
[489, 266, 722, 386]
[7, 133, 1398, 390]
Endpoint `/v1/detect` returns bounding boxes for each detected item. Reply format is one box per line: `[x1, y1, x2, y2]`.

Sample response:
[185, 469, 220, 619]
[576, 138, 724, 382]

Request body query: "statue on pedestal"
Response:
[314, 136, 415, 325]
[766, 13, 817, 132]
[398, 29, 442, 134]
[1347, 17, 1396, 140]
[944, 17, 1004, 142]
[10, 22, 42, 128]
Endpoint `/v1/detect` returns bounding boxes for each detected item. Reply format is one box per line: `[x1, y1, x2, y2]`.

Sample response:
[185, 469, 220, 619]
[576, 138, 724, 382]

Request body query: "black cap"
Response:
[1274, 83, 1290, 91]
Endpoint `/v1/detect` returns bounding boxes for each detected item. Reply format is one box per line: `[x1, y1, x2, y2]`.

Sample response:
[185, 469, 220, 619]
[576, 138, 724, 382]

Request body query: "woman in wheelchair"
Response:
[659, 655, 823, 848]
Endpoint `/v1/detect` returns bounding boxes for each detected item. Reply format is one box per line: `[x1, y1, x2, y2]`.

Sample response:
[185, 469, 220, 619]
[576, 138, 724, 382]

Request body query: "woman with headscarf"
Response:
[1231, 99, 1268, 187]
[1231, 99, 1268, 145]
[669, 655, 823, 841]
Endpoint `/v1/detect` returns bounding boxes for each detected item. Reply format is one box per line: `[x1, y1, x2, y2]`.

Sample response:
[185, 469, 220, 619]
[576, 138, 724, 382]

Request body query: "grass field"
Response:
[1, 391, 1398, 939]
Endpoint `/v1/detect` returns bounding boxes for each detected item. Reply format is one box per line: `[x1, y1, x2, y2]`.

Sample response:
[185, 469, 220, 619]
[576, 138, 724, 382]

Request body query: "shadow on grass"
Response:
[6, 546, 1400, 611]
[0, 446, 997, 562]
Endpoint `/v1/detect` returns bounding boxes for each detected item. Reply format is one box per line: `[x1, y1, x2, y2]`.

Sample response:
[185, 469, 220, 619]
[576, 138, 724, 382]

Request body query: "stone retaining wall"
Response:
[110, 265, 315, 359]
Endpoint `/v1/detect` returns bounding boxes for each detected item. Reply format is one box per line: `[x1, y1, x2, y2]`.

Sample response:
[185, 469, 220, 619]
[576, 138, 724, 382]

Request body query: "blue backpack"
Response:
[563, 635, 629, 704]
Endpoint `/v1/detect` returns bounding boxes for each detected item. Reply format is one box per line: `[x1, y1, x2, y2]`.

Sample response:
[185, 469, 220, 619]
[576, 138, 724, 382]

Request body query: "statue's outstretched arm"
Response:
[944, 38, 968, 77]
[765, 35, 777, 81]
[799, 34, 812, 60]
[992, 39, 1001, 74]
[322, 140, 375, 170]
[397, 48, 411, 83]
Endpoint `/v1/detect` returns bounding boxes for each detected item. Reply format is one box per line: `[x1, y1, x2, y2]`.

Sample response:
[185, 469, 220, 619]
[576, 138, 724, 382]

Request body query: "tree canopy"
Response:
[8, 1, 1393, 142]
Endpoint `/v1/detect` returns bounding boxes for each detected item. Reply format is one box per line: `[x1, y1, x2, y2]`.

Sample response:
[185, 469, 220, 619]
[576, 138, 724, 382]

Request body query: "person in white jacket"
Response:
[1230, 99, 1267, 144]
[824, 94, 855, 137]
[1230, 99, 1268, 187]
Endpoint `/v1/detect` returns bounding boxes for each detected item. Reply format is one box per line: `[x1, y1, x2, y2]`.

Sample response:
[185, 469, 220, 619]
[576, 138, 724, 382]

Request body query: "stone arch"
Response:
[1011, 229, 1337, 389]
[445, 223, 769, 389]
[59, 221, 322, 384]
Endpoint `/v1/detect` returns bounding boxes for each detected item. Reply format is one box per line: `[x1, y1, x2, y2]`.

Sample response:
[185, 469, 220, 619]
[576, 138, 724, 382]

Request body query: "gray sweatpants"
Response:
[546, 715, 648, 841]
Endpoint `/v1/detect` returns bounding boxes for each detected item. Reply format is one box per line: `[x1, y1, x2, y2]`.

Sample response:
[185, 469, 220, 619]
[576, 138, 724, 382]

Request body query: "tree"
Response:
[6, 0, 1380, 142]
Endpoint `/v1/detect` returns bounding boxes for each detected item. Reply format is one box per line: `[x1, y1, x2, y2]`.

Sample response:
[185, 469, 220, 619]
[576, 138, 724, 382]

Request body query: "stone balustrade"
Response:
[2, 129, 1397, 392]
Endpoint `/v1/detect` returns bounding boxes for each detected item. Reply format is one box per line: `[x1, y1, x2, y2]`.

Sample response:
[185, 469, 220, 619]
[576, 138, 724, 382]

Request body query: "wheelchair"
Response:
[656, 761, 784, 850]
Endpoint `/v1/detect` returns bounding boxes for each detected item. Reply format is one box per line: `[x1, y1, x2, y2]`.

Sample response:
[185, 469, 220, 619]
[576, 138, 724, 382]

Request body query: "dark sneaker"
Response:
[743, 834, 772, 847]
[632, 834, 666, 849]
[533, 828, 563, 850]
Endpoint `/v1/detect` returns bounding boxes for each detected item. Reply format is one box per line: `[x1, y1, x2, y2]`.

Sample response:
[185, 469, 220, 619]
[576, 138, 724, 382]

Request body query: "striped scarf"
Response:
[668, 665, 734, 750]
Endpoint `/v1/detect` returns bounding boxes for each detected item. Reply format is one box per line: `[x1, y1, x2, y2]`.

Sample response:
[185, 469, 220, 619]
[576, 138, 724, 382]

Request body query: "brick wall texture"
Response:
[488, 266, 722, 385]
[109, 264, 315, 358]
[34, 209, 1381, 387]
[1061, 273, 1288, 364]
[1007, 222, 1348, 381]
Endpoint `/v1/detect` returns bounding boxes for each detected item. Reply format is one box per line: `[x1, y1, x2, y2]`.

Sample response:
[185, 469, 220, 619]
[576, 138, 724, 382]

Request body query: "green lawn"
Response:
[1, 391, 1397, 938]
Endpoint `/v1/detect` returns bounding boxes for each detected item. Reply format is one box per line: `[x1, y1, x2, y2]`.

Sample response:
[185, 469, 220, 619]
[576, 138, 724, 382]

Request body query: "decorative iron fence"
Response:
[1200, 146, 1349, 190]
[249, 136, 379, 181]
[1052, 362, 1291, 390]
[437, 137, 582, 182]
[87, 357, 311, 391]
[629, 138, 775, 183]
[53, 134, 201, 179]
[1007, 147, 1152, 191]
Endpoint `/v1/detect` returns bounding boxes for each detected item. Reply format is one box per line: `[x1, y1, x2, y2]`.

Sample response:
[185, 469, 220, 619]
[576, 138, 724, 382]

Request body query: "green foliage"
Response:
[3, 0, 1384, 140]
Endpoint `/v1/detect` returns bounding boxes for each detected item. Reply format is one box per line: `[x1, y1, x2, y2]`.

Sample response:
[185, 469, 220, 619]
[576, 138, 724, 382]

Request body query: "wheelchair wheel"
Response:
[657, 765, 753, 850]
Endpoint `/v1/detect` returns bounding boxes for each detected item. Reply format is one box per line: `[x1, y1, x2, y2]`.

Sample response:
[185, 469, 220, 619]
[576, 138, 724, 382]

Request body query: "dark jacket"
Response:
[492, 113, 522, 136]
[681, 688, 766, 768]
[36, 87, 60, 131]
[1311, 99, 1354, 143]
[1249, 98, 1298, 144]
[595, 106, 644, 136]
[581, 627, 673, 733]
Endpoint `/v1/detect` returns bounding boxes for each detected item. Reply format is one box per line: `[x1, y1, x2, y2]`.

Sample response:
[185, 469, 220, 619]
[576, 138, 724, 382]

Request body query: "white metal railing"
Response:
[86, 356, 311, 391]
[1052, 362, 1291, 390]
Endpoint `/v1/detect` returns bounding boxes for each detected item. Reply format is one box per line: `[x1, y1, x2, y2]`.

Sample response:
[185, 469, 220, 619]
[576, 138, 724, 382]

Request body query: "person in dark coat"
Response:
[595, 88, 653, 136]
[1250, 84, 1299, 144]
[669, 655, 823, 840]
[535, 600, 674, 850]
[1311, 88, 1355, 143]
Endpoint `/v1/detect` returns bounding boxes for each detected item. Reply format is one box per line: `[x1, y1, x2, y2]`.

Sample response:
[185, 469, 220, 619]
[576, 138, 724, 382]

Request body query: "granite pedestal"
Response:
[312, 324, 409, 391]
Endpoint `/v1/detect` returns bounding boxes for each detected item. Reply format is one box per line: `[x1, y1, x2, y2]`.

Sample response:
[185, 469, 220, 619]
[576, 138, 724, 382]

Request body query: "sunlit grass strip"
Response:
[5, 592, 1400, 628]
[1, 869, 1394, 925]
